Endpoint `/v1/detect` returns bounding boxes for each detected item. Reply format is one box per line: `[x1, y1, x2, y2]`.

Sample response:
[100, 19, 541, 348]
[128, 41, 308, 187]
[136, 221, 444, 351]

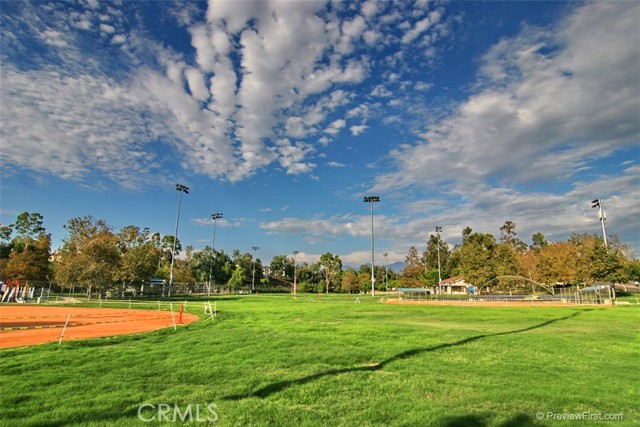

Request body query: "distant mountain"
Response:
[343, 262, 405, 273]
[388, 262, 405, 272]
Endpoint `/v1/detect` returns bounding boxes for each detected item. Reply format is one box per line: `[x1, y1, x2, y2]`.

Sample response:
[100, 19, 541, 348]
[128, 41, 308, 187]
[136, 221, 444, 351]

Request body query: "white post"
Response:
[170, 302, 177, 331]
[58, 314, 71, 346]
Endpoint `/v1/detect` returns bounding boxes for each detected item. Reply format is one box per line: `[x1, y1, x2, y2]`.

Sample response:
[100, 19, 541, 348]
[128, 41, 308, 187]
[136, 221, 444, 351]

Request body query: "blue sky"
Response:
[1, 0, 638, 266]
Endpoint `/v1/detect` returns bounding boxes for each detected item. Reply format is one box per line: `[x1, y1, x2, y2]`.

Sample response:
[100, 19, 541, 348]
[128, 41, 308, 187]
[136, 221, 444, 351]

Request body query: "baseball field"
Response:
[0, 294, 638, 426]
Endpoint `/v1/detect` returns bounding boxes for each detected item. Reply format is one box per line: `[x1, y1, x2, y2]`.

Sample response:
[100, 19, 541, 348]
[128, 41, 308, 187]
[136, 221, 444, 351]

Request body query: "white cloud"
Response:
[41, 30, 69, 47]
[324, 119, 346, 135]
[415, 82, 432, 91]
[350, 124, 368, 136]
[99, 23, 115, 34]
[0, 67, 168, 189]
[111, 34, 126, 45]
[276, 139, 316, 175]
[375, 1, 639, 192]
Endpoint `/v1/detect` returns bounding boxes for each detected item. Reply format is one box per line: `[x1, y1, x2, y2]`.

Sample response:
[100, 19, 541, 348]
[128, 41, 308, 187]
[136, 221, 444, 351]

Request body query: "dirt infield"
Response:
[0, 305, 200, 348]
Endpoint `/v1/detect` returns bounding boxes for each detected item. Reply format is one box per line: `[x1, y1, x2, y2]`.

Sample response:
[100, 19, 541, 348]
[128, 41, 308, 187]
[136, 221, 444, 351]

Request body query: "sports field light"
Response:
[383, 252, 389, 291]
[168, 184, 189, 296]
[251, 246, 260, 291]
[435, 226, 443, 294]
[363, 196, 380, 296]
[591, 199, 608, 247]
[293, 250, 299, 299]
[207, 212, 223, 297]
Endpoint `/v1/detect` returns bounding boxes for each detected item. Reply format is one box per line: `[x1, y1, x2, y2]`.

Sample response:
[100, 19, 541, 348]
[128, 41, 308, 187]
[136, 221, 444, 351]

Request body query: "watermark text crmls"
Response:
[138, 403, 218, 423]
[536, 411, 624, 422]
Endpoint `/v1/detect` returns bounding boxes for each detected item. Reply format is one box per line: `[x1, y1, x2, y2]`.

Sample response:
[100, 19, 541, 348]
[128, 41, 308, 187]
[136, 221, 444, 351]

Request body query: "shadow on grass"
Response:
[224, 312, 582, 400]
[439, 412, 542, 427]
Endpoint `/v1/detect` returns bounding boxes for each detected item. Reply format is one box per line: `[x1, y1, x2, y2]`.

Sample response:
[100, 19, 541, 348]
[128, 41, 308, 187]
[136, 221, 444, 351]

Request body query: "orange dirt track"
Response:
[0, 305, 200, 348]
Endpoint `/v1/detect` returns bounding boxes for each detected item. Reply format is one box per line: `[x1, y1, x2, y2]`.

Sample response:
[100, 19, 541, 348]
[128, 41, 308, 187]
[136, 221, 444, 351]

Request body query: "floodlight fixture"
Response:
[591, 198, 608, 247]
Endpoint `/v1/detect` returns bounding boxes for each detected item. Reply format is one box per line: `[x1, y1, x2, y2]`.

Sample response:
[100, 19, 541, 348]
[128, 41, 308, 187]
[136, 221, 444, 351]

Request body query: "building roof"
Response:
[441, 276, 466, 285]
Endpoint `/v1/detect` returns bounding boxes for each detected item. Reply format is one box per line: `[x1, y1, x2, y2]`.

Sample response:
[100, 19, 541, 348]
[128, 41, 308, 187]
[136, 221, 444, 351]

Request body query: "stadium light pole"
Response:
[591, 199, 608, 247]
[383, 252, 389, 292]
[293, 250, 299, 299]
[435, 226, 443, 294]
[363, 196, 380, 296]
[251, 246, 260, 291]
[207, 212, 223, 297]
[169, 184, 189, 297]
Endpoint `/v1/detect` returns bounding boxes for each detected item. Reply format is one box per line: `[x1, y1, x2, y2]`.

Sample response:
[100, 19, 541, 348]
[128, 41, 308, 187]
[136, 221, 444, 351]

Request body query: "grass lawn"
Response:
[1, 295, 638, 427]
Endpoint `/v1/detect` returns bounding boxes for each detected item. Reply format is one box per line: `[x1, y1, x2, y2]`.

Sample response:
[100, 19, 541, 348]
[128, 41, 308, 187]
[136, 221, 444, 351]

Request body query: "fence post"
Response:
[58, 314, 71, 347]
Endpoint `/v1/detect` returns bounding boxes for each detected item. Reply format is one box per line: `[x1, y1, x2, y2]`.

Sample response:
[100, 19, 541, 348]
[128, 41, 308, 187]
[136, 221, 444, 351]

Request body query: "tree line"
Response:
[1, 213, 638, 296]
[399, 221, 639, 289]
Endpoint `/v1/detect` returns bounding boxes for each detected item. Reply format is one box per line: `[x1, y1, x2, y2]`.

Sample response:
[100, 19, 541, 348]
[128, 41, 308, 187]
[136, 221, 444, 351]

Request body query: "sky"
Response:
[1, 0, 639, 268]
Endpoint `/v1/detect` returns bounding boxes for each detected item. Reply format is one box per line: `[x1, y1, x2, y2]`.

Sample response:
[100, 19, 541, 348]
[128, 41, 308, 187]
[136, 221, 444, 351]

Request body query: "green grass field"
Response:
[1, 295, 638, 427]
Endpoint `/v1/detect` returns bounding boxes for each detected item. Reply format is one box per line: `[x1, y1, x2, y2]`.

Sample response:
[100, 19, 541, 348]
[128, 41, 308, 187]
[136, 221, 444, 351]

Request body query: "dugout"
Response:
[579, 284, 615, 305]
[397, 288, 431, 300]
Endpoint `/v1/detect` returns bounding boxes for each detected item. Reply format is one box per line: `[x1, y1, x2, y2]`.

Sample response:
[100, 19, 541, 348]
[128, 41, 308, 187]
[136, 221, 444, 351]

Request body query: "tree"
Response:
[4, 234, 51, 281]
[423, 234, 450, 276]
[340, 268, 358, 293]
[54, 216, 120, 297]
[227, 265, 246, 290]
[457, 231, 497, 286]
[13, 212, 46, 243]
[493, 243, 519, 277]
[317, 252, 342, 293]
[1, 212, 51, 282]
[116, 226, 161, 295]
[531, 232, 547, 251]
[270, 255, 294, 280]
[163, 235, 181, 260]
[516, 249, 538, 281]
[191, 248, 233, 289]
[535, 241, 579, 285]
[499, 220, 527, 252]
[400, 246, 424, 288]
[232, 250, 263, 286]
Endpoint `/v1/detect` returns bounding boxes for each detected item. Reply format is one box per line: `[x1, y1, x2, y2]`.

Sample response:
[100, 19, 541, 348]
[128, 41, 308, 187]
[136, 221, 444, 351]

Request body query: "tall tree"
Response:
[191, 248, 233, 287]
[1, 212, 51, 282]
[54, 216, 120, 297]
[270, 255, 294, 280]
[400, 246, 424, 288]
[227, 265, 246, 290]
[499, 220, 527, 252]
[4, 234, 51, 281]
[457, 231, 497, 286]
[115, 226, 161, 293]
[423, 233, 450, 276]
[340, 268, 358, 293]
[535, 241, 579, 285]
[531, 232, 547, 251]
[317, 252, 342, 293]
